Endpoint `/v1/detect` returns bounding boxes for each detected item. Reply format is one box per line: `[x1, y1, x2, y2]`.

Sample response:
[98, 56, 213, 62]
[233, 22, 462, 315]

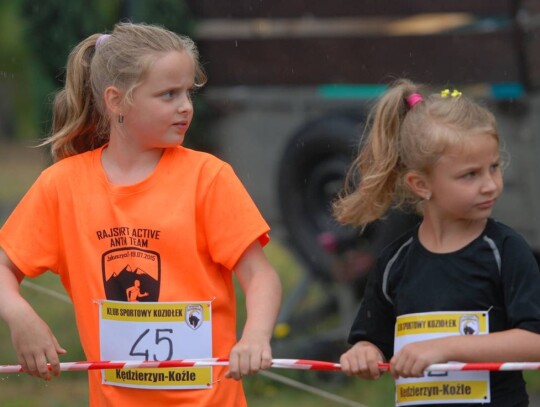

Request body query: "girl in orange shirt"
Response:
[0, 22, 281, 407]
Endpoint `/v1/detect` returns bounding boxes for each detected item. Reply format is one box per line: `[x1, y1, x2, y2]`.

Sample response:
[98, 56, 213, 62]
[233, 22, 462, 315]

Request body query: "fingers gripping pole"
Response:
[1, 359, 540, 374]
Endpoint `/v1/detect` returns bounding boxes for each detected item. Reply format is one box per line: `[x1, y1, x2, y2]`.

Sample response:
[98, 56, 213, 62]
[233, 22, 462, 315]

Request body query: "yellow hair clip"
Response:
[441, 89, 462, 98]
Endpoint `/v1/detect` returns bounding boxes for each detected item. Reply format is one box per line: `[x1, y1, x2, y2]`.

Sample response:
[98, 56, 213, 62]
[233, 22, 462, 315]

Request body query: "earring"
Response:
[425, 192, 431, 201]
[118, 114, 124, 124]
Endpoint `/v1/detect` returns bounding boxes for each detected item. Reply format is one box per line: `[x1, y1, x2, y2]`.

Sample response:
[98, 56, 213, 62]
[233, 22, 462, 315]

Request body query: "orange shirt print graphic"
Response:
[101, 247, 161, 301]
[126, 279, 149, 302]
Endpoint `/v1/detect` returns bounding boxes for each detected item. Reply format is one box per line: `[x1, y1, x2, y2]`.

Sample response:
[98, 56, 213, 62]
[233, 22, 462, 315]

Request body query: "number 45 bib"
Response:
[99, 300, 212, 390]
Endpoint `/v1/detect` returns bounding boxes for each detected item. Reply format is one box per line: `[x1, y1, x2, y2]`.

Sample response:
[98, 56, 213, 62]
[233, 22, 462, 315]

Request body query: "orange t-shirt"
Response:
[0, 145, 270, 406]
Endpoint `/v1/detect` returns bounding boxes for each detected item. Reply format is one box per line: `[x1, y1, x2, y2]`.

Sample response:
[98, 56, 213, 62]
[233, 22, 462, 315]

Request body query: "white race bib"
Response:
[394, 311, 490, 405]
[99, 300, 212, 389]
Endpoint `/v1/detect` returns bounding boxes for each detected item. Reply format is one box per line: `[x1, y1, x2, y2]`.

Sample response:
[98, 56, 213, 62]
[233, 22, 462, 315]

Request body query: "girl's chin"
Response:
[164, 134, 185, 147]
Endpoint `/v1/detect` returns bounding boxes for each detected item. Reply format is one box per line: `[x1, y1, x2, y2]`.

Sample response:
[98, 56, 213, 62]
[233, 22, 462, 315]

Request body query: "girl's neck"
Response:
[418, 216, 488, 254]
[101, 140, 165, 186]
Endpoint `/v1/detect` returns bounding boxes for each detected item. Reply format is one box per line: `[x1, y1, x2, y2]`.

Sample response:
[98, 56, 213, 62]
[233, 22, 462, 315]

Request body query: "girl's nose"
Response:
[482, 173, 500, 193]
[177, 93, 192, 113]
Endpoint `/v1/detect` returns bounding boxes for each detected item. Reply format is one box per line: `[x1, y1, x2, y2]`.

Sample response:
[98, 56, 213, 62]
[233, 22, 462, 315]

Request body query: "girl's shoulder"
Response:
[484, 218, 528, 244]
[38, 149, 96, 181]
[162, 147, 244, 193]
[484, 217, 535, 255]
[378, 223, 418, 259]
[172, 146, 228, 171]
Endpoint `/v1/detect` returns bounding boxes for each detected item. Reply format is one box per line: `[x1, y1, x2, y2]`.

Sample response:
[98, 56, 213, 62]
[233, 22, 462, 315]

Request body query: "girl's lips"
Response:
[477, 199, 496, 209]
[173, 121, 189, 133]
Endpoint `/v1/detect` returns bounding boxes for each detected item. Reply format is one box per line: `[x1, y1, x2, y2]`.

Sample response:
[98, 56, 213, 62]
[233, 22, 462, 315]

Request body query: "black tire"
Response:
[277, 114, 366, 280]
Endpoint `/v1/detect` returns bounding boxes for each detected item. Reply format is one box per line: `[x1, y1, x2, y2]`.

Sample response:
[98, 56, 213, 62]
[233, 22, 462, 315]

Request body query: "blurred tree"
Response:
[20, 0, 118, 137]
[125, 0, 194, 34]
[0, 0, 35, 140]
[21, 0, 115, 85]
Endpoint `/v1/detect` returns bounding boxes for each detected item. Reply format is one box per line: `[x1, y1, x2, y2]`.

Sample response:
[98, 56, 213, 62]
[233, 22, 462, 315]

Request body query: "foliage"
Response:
[0, 0, 35, 140]
[128, 0, 195, 34]
[20, 0, 194, 87]
[21, 0, 114, 86]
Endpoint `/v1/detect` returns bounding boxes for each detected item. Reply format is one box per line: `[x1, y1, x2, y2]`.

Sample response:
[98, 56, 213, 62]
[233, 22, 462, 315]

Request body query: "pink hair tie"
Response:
[407, 93, 423, 108]
[96, 34, 110, 48]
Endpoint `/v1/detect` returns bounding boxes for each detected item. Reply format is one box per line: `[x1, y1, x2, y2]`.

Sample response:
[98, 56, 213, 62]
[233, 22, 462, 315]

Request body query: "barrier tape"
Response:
[1, 358, 540, 374]
[378, 362, 540, 372]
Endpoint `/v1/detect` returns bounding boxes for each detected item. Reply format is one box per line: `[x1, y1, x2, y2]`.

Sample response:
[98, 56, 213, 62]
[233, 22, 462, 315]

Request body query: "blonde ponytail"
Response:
[46, 34, 106, 161]
[333, 79, 421, 227]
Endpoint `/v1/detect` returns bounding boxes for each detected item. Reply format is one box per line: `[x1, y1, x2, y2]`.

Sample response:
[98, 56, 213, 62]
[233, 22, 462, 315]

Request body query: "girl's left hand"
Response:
[390, 340, 447, 378]
[225, 332, 273, 380]
[226, 241, 281, 380]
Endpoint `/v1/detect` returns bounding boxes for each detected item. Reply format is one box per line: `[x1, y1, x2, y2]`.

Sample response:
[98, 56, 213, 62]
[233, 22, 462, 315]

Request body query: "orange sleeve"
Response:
[0, 170, 60, 276]
[201, 163, 270, 270]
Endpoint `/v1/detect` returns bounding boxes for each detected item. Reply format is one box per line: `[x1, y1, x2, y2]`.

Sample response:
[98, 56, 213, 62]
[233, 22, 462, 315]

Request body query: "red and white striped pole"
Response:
[1, 358, 540, 374]
[378, 362, 540, 372]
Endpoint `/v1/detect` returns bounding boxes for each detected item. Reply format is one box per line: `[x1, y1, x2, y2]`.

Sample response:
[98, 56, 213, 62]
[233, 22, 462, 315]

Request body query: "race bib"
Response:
[99, 300, 212, 390]
[394, 311, 490, 405]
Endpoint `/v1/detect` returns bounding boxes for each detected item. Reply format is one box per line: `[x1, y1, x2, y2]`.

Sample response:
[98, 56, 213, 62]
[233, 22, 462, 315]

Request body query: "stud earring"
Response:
[425, 192, 432, 201]
[118, 114, 124, 124]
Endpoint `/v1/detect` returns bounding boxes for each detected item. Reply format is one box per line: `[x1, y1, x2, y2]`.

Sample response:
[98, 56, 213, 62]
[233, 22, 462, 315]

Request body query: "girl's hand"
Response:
[390, 340, 447, 378]
[340, 341, 385, 380]
[225, 332, 272, 380]
[227, 241, 281, 380]
[0, 253, 67, 381]
[8, 304, 66, 380]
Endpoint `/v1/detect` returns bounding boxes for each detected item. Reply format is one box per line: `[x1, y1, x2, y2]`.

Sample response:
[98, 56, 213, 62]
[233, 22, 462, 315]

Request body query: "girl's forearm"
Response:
[438, 328, 540, 362]
[0, 255, 29, 326]
[241, 267, 282, 340]
[234, 242, 282, 341]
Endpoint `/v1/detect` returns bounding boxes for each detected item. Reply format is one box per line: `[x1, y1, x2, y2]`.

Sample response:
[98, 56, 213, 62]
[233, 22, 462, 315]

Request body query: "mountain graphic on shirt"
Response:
[104, 264, 160, 301]
[111, 265, 150, 278]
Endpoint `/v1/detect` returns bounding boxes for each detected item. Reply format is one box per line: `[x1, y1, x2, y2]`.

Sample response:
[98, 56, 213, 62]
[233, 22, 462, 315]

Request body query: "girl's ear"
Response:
[405, 171, 431, 200]
[103, 86, 124, 116]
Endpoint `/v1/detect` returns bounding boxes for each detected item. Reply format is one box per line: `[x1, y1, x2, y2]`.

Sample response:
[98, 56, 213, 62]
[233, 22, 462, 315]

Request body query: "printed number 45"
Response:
[129, 328, 173, 361]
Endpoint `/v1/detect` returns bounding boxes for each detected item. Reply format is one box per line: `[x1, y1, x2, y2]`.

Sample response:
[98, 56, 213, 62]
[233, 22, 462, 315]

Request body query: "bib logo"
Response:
[460, 315, 479, 335]
[186, 304, 204, 330]
[102, 247, 161, 301]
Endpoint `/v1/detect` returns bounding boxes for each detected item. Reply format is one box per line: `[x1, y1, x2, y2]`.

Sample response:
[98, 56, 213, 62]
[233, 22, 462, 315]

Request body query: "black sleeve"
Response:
[348, 257, 396, 360]
[501, 232, 540, 334]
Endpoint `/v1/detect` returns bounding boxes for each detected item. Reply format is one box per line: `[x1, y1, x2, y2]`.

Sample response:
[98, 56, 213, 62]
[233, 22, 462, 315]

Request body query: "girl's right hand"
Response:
[8, 302, 66, 380]
[340, 341, 385, 380]
[0, 251, 66, 380]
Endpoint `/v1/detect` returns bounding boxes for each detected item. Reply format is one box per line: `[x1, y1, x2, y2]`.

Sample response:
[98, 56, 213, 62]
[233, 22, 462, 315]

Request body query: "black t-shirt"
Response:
[349, 218, 540, 406]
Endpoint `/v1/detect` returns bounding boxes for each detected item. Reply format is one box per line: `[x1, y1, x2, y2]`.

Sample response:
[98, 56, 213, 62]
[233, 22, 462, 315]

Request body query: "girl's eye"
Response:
[462, 172, 476, 179]
[162, 89, 195, 100]
[490, 163, 500, 172]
